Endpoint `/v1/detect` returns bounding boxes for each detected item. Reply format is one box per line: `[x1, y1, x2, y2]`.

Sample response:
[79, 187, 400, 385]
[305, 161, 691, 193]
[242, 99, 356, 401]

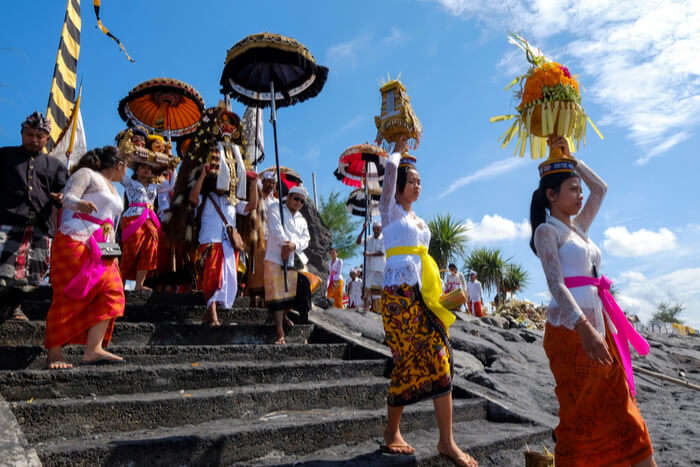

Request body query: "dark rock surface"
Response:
[315, 307, 700, 466]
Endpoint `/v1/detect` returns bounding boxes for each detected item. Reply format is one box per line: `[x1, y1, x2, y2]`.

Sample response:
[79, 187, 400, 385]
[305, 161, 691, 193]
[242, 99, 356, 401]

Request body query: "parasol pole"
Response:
[254, 107, 260, 171]
[362, 161, 369, 300]
[269, 81, 288, 292]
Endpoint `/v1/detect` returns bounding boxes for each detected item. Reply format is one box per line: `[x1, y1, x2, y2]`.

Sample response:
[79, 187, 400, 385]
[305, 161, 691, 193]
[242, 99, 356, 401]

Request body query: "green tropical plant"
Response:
[502, 264, 529, 296]
[464, 248, 530, 304]
[464, 248, 505, 297]
[318, 191, 360, 259]
[428, 214, 469, 270]
[651, 302, 685, 324]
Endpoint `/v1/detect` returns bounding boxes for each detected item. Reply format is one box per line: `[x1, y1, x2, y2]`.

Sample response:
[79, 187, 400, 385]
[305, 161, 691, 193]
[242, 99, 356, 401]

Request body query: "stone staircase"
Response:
[0, 288, 550, 466]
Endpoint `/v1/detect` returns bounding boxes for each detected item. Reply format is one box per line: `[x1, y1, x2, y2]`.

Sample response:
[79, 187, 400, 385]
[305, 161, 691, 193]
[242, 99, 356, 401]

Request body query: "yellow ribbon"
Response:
[386, 245, 456, 332]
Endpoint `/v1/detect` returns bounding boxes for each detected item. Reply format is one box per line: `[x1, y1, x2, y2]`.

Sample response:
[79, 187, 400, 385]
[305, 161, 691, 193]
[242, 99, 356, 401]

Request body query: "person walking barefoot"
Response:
[379, 136, 477, 466]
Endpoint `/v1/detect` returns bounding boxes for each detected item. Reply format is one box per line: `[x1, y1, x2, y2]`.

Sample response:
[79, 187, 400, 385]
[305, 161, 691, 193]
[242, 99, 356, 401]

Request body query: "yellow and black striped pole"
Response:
[45, 0, 81, 152]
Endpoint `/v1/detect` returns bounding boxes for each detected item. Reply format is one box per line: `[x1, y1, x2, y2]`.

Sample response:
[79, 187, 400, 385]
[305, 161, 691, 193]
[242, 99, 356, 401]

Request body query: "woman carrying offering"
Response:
[45, 147, 127, 369]
[379, 136, 477, 466]
[532, 137, 655, 467]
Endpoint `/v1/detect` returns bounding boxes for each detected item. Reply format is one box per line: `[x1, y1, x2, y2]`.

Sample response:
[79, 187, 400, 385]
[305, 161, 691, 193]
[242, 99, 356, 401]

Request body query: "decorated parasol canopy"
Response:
[220, 33, 328, 108]
[334, 143, 387, 189]
[118, 78, 205, 139]
[260, 166, 303, 195]
[490, 34, 603, 162]
[346, 189, 380, 218]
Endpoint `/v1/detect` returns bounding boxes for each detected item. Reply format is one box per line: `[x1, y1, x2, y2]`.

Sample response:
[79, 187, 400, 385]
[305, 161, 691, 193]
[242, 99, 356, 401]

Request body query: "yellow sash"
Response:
[386, 245, 456, 332]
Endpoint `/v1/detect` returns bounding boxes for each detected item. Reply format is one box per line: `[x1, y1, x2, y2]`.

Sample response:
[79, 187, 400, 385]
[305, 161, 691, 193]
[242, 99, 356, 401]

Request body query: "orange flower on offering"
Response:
[519, 62, 580, 110]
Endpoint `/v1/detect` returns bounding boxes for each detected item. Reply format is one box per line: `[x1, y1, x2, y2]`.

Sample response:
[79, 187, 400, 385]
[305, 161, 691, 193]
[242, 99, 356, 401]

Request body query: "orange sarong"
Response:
[119, 216, 159, 280]
[45, 232, 125, 349]
[327, 279, 344, 308]
[194, 243, 224, 303]
[544, 322, 653, 466]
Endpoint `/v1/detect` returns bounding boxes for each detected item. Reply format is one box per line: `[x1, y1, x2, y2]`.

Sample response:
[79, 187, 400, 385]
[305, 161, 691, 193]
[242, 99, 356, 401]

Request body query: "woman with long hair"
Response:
[379, 136, 477, 466]
[531, 136, 655, 466]
[45, 146, 127, 369]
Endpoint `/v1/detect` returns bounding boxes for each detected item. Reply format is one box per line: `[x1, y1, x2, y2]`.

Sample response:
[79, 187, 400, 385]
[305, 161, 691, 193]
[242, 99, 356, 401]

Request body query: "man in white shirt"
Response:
[189, 154, 257, 326]
[264, 185, 312, 344]
[467, 271, 484, 317]
[356, 221, 385, 312]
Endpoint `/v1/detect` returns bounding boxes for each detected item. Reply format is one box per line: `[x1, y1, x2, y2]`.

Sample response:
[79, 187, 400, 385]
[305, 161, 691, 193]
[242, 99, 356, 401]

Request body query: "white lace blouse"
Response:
[533, 160, 608, 336]
[61, 168, 124, 243]
[120, 176, 170, 218]
[379, 152, 431, 288]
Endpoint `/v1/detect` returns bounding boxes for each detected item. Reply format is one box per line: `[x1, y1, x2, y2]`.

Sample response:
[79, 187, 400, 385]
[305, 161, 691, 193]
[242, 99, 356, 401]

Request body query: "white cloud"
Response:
[615, 268, 700, 328]
[326, 36, 367, 68]
[383, 27, 404, 45]
[603, 226, 677, 257]
[429, 0, 700, 160]
[463, 214, 531, 243]
[439, 157, 526, 198]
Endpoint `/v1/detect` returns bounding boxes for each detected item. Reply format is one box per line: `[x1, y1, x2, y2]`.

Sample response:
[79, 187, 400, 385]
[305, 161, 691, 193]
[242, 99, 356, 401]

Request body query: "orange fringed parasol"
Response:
[118, 78, 205, 139]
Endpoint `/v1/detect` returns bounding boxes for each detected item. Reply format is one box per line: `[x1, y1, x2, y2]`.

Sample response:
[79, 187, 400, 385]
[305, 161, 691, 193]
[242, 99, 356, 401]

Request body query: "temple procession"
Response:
[1, 1, 698, 466]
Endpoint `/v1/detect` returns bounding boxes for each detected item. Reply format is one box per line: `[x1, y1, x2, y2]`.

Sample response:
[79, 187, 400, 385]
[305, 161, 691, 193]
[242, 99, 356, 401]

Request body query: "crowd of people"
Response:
[0, 111, 316, 365]
[0, 111, 658, 466]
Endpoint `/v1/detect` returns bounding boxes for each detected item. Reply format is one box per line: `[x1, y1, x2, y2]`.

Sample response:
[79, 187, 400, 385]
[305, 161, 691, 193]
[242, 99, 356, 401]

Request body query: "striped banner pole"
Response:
[45, 0, 81, 152]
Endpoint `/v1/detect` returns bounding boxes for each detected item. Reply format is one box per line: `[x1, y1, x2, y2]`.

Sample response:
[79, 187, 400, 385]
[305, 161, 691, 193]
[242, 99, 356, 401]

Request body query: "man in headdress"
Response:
[264, 185, 312, 344]
[0, 112, 68, 319]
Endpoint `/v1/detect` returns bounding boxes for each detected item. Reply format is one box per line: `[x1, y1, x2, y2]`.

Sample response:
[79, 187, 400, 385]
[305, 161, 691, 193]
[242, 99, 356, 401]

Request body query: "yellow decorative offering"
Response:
[490, 34, 603, 161]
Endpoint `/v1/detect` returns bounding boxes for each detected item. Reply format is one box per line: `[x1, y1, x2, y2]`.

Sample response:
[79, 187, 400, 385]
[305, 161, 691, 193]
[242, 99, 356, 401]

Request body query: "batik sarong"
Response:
[544, 322, 653, 466]
[0, 224, 51, 287]
[264, 260, 312, 322]
[45, 232, 125, 349]
[381, 283, 453, 407]
[119, 216, 158, 280]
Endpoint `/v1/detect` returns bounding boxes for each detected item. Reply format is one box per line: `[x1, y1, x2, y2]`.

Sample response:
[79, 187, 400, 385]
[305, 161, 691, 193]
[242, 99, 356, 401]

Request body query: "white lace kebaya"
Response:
[379, 152, 431, 288]
[60, 168, 124, 243]
[533, 160, 609, 336]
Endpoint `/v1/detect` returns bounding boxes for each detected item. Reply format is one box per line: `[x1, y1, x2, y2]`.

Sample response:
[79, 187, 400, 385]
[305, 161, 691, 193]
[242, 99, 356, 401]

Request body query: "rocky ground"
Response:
[313, 307, 700, 466]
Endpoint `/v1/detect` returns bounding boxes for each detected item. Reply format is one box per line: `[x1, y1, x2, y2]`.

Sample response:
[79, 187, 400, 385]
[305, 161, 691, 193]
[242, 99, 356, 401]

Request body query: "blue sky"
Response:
[1, 1, 698, 327]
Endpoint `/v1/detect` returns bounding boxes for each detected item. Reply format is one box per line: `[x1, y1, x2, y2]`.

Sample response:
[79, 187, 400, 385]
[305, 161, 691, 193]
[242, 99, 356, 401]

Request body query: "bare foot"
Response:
[437, 442, 478, 467]
[383, 430, 414, 455]
[82, 349, 124, 364]
[134, 285, 152, 292]
[201, 309, 221, 327]
[47, 347, 73, 370]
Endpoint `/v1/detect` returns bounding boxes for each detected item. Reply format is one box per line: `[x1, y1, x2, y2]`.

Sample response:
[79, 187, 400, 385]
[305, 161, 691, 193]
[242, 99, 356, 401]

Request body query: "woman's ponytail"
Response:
[529, 171, 579, 255]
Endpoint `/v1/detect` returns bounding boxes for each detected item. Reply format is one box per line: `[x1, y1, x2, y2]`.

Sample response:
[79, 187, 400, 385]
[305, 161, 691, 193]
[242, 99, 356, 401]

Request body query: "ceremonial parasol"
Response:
[346, 189, 380, 218]
[119, 78, 205, 140]
[333, 143, 386, 190]
[221, 33, 328, 291]
[260, 166, 303, 195]
[335, 143, 387, 298]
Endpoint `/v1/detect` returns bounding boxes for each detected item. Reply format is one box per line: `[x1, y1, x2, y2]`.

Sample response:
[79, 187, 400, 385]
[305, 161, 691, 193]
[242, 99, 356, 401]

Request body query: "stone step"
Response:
[16, 287, 243, 307]
[13, 376, 393, 443]
[20, 301, 270, 323]
[34, 398, 488, 466]
[0, 320, 314, 346]
[0, 359, 387, 401]
[0, 343, 352, 370]
[241, 420, 551, 466]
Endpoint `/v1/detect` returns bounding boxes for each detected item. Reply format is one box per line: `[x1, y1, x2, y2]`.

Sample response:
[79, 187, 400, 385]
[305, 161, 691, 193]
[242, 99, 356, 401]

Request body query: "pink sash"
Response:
[121, 203, 161, 241]
[564, 275, 650, 397]
[64, 213, 114, 300]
